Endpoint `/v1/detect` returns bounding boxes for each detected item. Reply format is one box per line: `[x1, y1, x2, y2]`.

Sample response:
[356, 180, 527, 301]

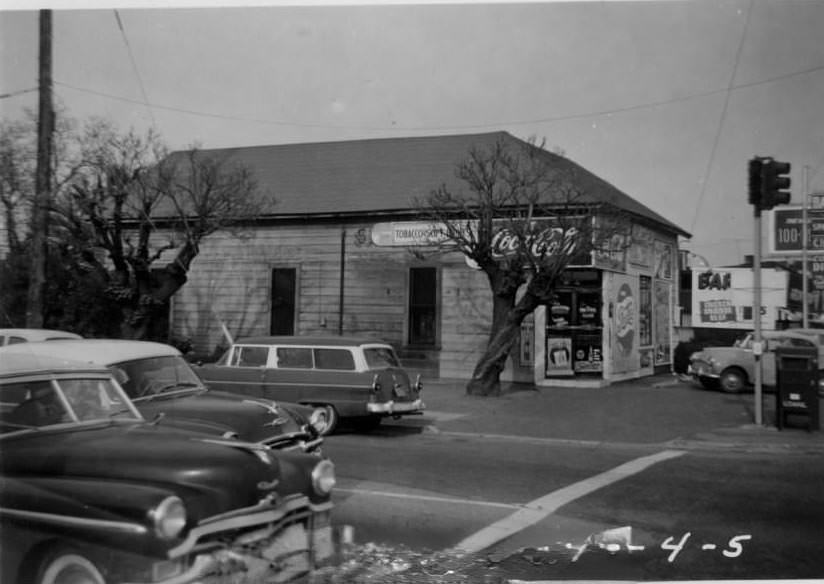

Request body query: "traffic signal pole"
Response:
[748, 155, 792, 426]
[753, 204, 764, 426]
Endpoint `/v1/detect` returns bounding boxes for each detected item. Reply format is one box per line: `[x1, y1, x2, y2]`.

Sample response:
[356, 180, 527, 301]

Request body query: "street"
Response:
[324, 421, 824, 582]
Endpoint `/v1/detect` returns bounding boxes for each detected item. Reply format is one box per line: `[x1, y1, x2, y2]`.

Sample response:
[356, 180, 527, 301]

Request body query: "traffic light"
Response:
[748, 157, 763, 207]
[761, 158, 791, 209]
[747, 156, 792, 211]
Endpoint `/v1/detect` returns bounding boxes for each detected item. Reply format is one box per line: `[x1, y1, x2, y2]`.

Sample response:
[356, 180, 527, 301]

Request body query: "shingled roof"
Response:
[165, 131, 690, 238]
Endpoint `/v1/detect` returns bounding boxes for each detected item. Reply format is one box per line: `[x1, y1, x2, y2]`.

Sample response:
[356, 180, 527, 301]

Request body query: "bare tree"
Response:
[0, 119, 36, 257]
[417, 137, 630, 396]
[56, 119, 266, 340]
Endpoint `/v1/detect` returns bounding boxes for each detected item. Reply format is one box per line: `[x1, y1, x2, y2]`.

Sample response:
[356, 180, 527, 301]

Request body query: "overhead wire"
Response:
[48, 61, 824, 135]
[0, 87, 38, 100]
[688, 0, 753, 234]
[113, 9, 156, 130]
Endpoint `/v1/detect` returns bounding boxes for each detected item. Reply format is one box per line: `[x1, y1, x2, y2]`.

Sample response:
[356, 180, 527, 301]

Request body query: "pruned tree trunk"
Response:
[467, 284, 540, 396]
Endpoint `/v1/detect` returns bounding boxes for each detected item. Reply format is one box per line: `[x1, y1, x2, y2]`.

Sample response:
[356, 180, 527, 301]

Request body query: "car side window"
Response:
[8, 336, 26, 345]
[231, 346, 269, 367]
[2, 381, 69, 429]
[276, 347, 313, 369]
[313, 348, 355, 370]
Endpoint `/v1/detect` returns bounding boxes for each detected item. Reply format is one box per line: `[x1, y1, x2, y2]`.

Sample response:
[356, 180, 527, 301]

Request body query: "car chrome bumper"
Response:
[124, 500, 338, 584]
[366, 398, 425, 414]
[688, 364, 719, 379]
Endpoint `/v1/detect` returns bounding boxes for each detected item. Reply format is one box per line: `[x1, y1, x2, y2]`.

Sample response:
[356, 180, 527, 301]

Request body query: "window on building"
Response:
[408, 267, 437, 346]
[271, 268, 297, 335]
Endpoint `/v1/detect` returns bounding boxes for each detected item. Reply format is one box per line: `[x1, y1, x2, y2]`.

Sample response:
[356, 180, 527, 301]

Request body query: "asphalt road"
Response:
[324, 421, 824, 582]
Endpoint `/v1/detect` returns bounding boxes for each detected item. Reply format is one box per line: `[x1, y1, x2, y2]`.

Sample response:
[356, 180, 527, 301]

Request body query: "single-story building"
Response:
[170, 131, 690, 387]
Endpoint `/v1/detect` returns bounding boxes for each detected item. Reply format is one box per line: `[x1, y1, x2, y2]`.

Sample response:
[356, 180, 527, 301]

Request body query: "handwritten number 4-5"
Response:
[661, 533, 752, 562]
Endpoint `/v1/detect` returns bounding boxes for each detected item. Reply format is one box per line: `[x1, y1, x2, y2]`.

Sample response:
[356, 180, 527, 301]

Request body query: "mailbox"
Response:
[775, 345, 820, 431]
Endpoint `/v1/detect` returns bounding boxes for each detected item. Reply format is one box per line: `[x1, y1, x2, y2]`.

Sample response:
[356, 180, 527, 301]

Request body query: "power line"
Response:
[113, 9, 156, 129]
[0, 87, 38, 100]
[51, 62, 824, 134]
[689, 0, 754, 234]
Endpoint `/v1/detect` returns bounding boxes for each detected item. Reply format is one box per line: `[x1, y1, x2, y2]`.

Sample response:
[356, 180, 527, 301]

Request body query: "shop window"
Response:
[639, 275, 652, 347]
[408, 267, 437, 346]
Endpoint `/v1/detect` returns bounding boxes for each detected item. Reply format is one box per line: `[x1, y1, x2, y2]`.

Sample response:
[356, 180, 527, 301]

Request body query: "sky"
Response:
[1, 0, 823, 268]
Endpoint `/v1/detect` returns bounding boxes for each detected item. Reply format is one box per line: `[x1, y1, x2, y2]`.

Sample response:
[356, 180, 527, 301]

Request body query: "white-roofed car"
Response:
[0, 354, 338, 584]
[0, 328, 82, 346]
[196, 335, 425, 434]
[688, 329, 824, 394]
[0, 339, 331, 452]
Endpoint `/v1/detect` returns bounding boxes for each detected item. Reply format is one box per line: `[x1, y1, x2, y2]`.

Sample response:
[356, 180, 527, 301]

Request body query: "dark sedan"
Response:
[0, 354, 337, 583]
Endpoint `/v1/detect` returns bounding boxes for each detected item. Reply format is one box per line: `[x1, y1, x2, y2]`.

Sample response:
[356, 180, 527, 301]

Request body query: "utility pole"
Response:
[26, 9, 53, 327]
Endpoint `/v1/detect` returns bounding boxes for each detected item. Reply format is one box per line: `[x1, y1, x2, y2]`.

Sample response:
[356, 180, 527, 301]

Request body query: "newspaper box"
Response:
[775, 345, 820, 431]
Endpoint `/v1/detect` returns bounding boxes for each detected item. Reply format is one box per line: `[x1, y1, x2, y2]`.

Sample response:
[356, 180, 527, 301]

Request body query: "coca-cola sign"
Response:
[490, 227, 579, 260]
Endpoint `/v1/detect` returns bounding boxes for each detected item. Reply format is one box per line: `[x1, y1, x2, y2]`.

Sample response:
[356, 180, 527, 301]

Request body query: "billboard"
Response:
[690, 267, 787, 330]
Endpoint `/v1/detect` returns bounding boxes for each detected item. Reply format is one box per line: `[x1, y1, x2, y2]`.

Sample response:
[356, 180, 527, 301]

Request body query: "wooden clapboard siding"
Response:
[175, 222, 425, 355]
[438, 263, 493, 378]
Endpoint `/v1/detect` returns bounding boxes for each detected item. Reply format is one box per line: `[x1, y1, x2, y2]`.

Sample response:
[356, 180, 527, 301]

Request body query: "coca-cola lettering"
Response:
[490, 227, 579, 259]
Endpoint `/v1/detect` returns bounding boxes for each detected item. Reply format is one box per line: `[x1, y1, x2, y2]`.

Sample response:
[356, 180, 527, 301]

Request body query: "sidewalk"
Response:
[403, 374, 824, 454]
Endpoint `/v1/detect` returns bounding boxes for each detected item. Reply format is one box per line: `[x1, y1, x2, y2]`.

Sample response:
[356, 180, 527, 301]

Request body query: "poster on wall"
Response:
[654, 240, 673, 280]
[573, 333, 603, 372]
[611, 274, 638, 374]
[654, 280, 672, 365]
[546, 336, 574, 376]
[520, 317, 534, 367]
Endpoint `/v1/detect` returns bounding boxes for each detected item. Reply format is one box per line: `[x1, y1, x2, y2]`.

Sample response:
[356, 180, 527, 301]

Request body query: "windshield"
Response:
[364, 346, 401, 369]
[112, 355, 204, 399]
[0, 376, 141, 432]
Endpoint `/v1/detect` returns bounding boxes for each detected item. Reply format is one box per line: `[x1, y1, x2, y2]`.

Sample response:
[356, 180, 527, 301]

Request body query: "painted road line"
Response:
[451, 449, 687, 554]
[335, 487, 521, 510]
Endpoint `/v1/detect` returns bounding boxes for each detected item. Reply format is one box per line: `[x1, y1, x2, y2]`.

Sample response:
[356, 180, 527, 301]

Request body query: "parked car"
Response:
[197, 335, 426, 434]
[0, 354, 337, 584]
[0, 339, 330, 452]
[688, 329, 824, 393]
[0, 328, 81, 346]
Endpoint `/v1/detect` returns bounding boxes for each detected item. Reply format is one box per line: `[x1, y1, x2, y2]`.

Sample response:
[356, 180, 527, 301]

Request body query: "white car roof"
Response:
[0, 328, 82, 342]
[0, 339, 181, 367]
[0, 353, 111, 377]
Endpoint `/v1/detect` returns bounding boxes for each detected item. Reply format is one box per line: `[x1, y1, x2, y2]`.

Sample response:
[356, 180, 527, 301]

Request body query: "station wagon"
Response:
[197, 336, 425, 434]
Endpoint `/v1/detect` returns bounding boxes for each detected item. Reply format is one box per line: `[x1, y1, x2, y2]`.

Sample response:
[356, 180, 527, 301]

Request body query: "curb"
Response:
[418, 423, 824, 455]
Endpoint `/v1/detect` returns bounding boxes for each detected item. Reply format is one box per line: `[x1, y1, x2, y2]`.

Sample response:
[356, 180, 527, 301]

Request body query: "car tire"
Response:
[318, 405, 338, 436]
[36, 550, 105, 584]
[719, 368, 747, 393]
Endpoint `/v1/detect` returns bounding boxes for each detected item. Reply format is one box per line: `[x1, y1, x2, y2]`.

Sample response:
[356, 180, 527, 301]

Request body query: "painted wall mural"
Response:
[611, 274, 638, 374]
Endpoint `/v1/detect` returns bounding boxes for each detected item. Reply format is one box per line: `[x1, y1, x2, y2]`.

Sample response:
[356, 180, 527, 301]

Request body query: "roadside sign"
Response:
[770, 205, 824, 254]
